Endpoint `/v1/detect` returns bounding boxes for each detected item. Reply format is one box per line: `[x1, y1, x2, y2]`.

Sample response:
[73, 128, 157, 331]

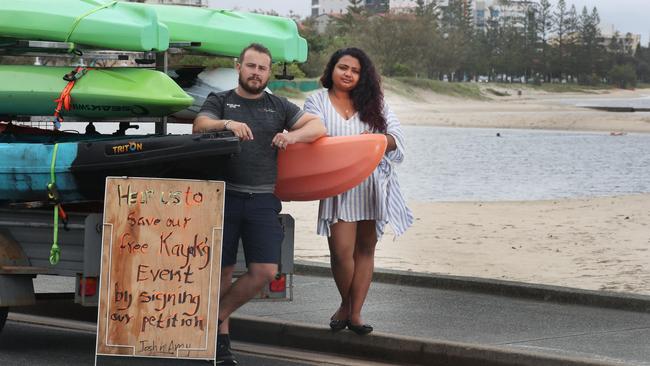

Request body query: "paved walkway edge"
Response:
[294, 261, 650, 313]
[230, 314, 623, 366]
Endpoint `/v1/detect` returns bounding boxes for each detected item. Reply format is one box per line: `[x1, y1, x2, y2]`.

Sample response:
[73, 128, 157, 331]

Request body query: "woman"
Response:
[304, 48, 413, 335]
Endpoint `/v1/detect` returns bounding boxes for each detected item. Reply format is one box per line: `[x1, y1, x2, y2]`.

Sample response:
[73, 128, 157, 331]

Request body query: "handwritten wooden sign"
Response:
[96, 177, 224, 360]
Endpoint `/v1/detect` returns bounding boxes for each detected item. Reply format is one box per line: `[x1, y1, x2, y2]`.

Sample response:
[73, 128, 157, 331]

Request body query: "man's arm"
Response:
[193, 115, 254, 141]
[271, 112, 326, 148]
[192, 115, 225, 133]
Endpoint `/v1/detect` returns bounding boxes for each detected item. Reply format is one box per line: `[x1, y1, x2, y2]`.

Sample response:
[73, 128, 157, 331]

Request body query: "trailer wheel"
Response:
[0, 307, 7, 333]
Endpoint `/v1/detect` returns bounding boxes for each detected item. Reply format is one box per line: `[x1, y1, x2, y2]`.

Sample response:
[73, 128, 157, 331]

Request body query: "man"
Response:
[193, 43, 326, 365]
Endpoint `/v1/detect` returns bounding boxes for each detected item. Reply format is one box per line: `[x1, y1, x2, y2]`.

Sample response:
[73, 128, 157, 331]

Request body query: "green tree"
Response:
[350, 14, 414, 76]
[608, 63, 637, 88]
[522, 3, 539, 79]
[536, 0, 553, 81]
[551, 0, 570, 80]
[271, 63, 306, 79]
[576, 6, 604, 84]
[635, 45, 650, 82]
[439, 0, 475, 81]
[297, 16, 333, 77]
[484, 7, 504, 79]
[485, 0, 531, 81]
[412, 0, 443, 78]
[336, 0, 366, 35]
[294, 0, 643, 87]
[564, 4, 580, 81]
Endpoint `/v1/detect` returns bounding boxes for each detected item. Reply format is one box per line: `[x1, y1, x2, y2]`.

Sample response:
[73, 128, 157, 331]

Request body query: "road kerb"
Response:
[294, 261, 650, 313]
[230, 314, 623, 366]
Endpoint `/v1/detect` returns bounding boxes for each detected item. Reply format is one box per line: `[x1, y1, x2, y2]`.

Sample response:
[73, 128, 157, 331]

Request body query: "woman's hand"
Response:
[272, 132, 297, 150]
[362, 130, 396, 152]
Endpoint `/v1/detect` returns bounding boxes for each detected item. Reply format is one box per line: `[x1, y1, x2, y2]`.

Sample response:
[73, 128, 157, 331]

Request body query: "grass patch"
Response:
[393, 77, 486, 100]
[518, 83, 613, 93]
[382, 78, 423, 100]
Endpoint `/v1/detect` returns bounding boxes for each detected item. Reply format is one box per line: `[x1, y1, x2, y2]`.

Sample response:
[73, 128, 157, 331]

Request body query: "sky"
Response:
[207, 0, 650, 44]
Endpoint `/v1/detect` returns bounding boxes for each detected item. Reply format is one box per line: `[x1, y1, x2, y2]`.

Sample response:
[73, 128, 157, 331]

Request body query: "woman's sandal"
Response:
[329, 318, 348, 331]
[347, 321, 373, 335]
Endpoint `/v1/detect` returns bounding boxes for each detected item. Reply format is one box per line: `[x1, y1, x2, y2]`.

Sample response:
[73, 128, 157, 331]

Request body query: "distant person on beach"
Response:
[193, 43, 325, 365]
[304, 47, 413, 335]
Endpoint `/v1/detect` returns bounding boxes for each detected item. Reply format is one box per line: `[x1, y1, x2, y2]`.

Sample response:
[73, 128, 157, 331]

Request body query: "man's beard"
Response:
[239, 75, 268, 94]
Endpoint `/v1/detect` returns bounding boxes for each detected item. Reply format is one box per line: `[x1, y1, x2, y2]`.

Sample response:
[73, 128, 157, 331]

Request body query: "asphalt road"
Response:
[0, 316, 393, 366]
[0, 295, 394, 366]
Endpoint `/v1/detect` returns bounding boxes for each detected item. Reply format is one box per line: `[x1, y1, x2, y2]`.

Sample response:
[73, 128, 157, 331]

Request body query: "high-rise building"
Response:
[364, 0, 389, 14]
[474, 0, 487, 30]
[599, 24, 642, 56]
[388, 0, 436, 14]
[312, 0, 389, 16]
[311, 0, 320, 17]
[486, 0, 536, 28]
[312, 0, 350, 16]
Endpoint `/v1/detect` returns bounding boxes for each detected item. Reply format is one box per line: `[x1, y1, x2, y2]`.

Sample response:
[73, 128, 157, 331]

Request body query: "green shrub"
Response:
[578, 73, 602, 86]
[272, 62, 306, 80]
[388, 63, 415, 77]
[608, 64, 637, 89]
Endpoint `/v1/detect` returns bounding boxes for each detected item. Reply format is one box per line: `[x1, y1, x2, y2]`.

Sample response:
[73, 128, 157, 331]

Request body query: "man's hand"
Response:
[226, 120, 254, 141]
[272, 132, 297, 150]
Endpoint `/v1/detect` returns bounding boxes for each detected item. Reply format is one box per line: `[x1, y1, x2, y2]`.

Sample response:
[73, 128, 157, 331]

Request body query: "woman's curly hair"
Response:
[320, 48, 386, 132]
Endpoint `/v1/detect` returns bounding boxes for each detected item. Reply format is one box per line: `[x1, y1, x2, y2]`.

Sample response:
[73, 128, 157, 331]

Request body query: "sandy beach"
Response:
[287, 85, 650, 296]
[384, 84, 650, 133]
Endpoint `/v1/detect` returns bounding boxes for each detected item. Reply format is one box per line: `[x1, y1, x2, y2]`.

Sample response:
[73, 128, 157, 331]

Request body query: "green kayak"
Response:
[0, 66, 193, 118]
[141, 4, 308, 62]
[0, 0, 169, 51]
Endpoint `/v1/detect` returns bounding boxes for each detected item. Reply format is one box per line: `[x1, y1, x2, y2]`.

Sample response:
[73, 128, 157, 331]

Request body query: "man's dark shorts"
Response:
[221, 190, 284, 267]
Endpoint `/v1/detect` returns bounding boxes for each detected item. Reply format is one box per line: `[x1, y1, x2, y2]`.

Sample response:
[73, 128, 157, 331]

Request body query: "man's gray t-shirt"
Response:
[197, 90, 304, 193]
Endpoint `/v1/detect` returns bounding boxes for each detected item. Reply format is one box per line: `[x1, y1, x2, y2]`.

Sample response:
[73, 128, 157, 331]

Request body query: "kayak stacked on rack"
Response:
[0, 0, 308, 60]
[0, 0, 170, 52]
[0, 127, 241, 205]
[0, 0, 308, 121]
[142, 4, 308, 62]
[0, 0, 185, 120]
[0, 66, 193, 118]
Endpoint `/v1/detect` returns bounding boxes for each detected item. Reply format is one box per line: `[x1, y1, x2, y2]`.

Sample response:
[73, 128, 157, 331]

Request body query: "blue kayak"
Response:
[0, 130, 239, 205]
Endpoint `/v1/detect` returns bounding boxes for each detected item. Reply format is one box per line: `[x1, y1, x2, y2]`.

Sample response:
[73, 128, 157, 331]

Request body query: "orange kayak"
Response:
[275, 134, 387, 201]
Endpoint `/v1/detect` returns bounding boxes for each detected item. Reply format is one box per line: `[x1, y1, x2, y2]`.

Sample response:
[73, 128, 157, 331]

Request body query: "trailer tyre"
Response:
[0, 307, 7, 333]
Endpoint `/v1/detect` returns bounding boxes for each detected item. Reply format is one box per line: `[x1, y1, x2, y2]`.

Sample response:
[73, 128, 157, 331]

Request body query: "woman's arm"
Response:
[287, 113, 327, 143]
[385, 133, 397, 152]
[383, 103, 406, 162]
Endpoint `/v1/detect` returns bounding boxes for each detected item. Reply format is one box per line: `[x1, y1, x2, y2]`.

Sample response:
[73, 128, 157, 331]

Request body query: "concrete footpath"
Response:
[230, 261, 650, 366]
